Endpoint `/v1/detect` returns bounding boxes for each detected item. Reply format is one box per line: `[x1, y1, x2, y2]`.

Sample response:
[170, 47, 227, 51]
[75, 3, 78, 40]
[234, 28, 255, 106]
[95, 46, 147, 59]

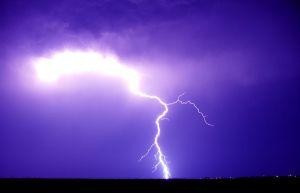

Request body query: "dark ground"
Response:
[0, 176, 299, 193]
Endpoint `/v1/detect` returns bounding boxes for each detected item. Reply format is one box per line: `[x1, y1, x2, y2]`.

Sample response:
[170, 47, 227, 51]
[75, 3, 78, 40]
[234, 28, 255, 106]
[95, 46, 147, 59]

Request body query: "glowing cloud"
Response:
[34, 50, 212, 179]
[34, 51, 140, 92]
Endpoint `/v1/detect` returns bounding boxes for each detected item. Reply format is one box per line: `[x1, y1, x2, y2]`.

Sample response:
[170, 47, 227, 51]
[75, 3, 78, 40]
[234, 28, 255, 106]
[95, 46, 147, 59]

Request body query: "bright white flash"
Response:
[34, 51, 140, 92]
[34, 50, 212, 179]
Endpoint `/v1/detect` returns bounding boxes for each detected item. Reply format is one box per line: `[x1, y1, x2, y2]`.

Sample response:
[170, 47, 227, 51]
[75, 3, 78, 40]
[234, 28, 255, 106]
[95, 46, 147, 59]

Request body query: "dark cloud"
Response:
[1, 0, 300, 178]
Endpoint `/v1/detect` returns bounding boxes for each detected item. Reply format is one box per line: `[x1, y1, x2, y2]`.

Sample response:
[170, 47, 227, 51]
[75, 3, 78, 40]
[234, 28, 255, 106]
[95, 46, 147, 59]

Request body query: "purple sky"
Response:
[0, 0, 300, 178]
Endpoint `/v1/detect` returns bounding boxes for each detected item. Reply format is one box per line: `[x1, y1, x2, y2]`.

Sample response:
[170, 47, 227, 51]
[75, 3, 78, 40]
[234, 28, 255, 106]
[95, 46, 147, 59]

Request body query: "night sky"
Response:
[0, 0, 300, 178]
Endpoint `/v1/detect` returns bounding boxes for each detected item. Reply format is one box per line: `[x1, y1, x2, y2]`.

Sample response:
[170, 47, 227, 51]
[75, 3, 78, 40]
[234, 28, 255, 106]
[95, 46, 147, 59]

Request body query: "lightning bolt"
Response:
[133, 91, 171, 179]
[33, 50, 213, 179]
[137, 92, 213, 179]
